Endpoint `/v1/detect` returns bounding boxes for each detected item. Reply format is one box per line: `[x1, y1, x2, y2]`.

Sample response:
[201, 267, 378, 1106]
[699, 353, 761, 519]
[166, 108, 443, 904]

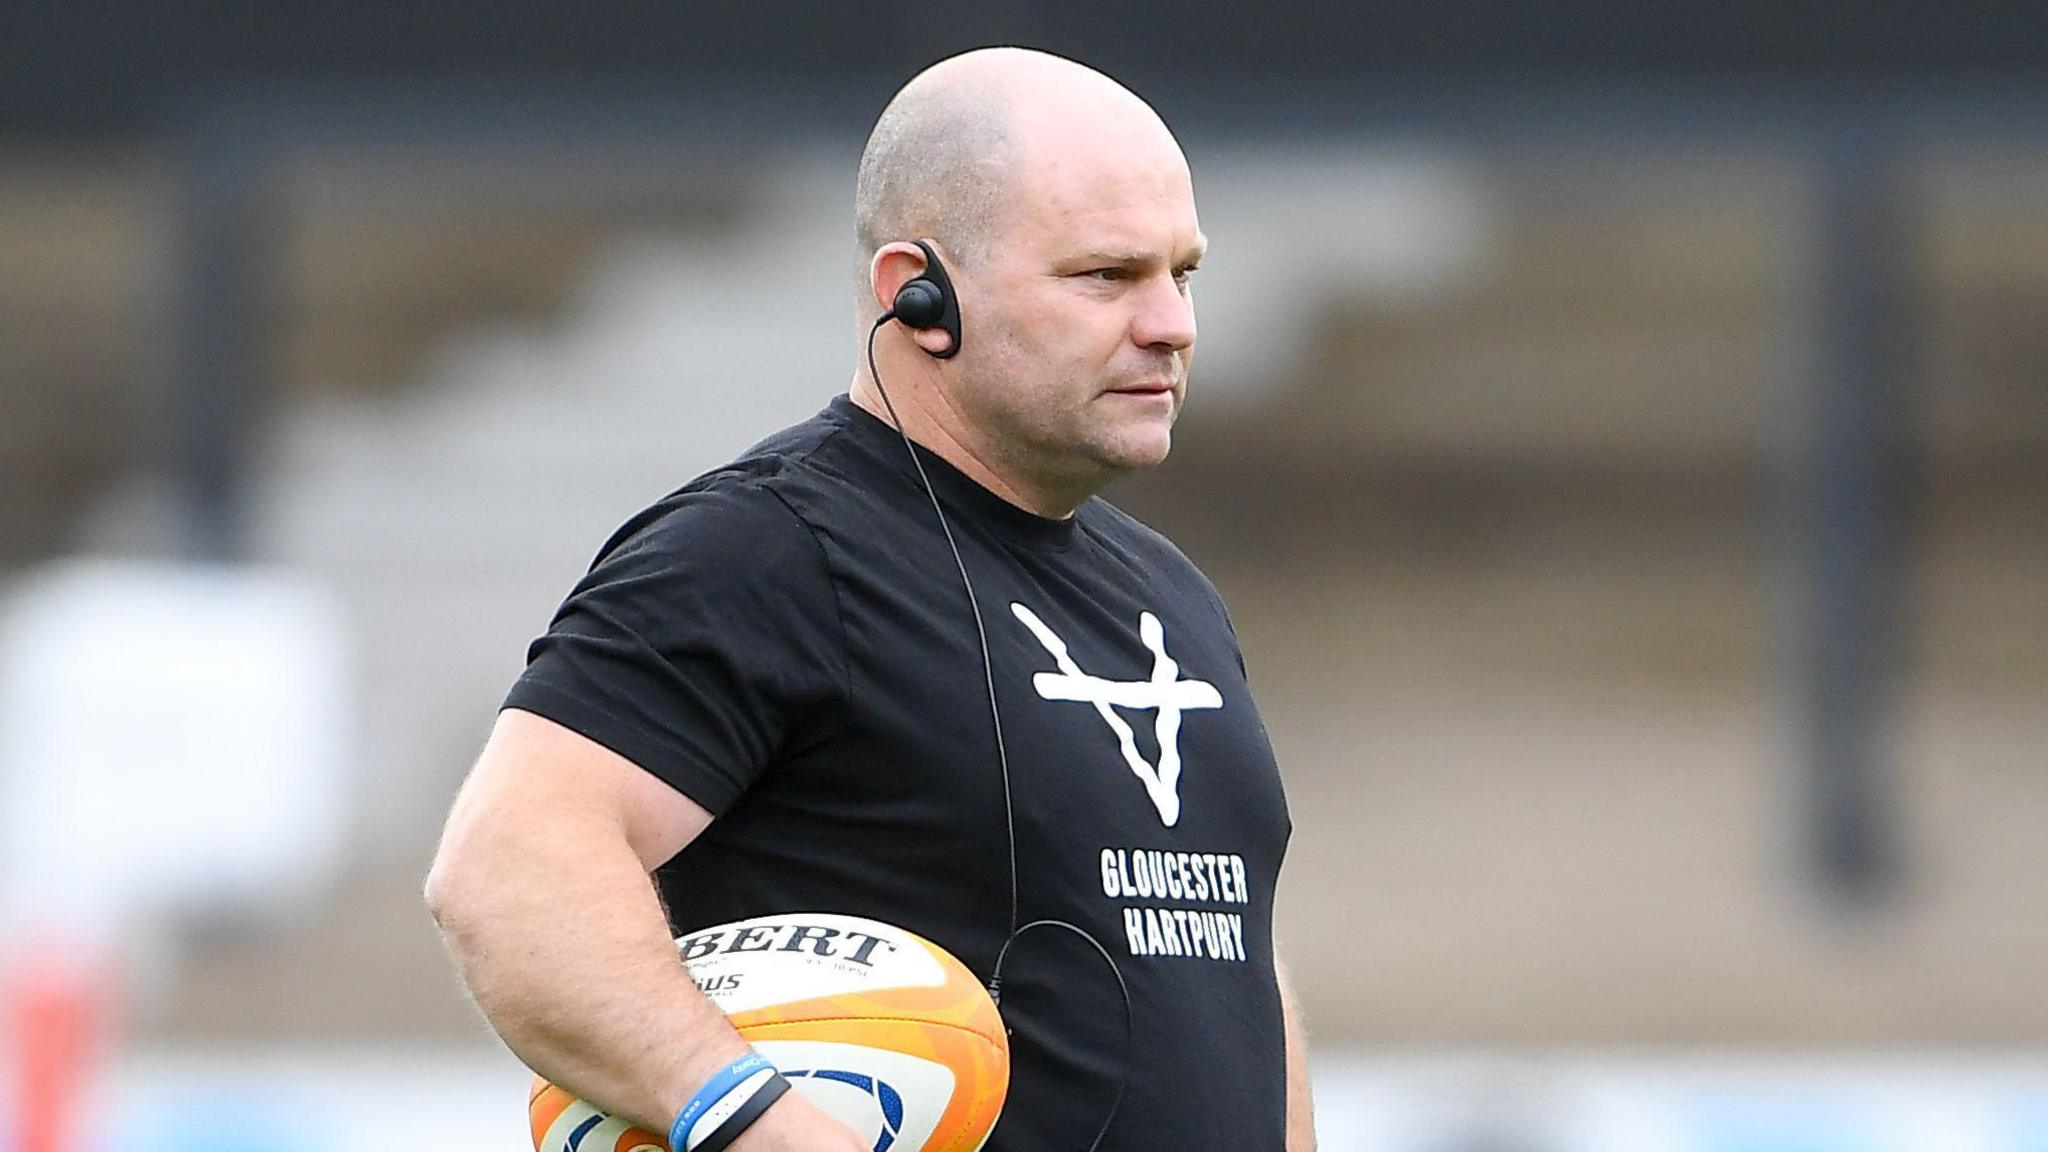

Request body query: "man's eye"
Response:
[1090, 267, 1127, 282]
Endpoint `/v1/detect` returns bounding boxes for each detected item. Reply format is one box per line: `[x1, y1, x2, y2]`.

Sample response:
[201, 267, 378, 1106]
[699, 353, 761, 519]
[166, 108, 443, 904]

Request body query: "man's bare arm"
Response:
[1276, 944, 1317, 1152]
[424, 708, 864, 1150]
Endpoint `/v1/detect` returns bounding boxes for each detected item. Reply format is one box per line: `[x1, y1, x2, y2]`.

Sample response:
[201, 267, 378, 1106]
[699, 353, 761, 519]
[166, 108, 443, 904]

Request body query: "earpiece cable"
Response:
[866, 314, 1021, 951]
[865, 313, 1132, 1152]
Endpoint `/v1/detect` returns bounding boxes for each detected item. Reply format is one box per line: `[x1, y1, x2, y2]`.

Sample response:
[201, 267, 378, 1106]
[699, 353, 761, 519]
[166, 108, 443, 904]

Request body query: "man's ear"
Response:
[871, 243, 958, 357]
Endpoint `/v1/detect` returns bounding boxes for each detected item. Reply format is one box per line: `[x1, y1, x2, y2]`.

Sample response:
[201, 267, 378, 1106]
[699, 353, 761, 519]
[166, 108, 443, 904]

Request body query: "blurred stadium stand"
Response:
[0, 4, 2045, 1147]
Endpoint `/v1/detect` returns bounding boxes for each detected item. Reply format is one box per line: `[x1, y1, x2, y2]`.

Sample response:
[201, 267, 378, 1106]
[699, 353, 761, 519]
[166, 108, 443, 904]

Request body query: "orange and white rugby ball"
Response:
[529, 913, 1009, 1152]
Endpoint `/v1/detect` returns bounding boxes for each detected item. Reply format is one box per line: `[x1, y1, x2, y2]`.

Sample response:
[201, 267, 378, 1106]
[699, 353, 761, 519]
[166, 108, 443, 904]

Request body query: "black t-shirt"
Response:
[506, 394, 1292, 1151]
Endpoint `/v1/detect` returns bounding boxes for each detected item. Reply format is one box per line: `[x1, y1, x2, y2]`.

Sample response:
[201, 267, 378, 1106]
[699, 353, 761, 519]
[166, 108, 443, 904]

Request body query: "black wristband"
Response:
[687, 1071, 791, 1152]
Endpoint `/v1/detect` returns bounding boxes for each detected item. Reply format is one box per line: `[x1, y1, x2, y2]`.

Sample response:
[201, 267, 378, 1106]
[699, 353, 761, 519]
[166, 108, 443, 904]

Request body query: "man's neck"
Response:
[847, 375, 1083, 521]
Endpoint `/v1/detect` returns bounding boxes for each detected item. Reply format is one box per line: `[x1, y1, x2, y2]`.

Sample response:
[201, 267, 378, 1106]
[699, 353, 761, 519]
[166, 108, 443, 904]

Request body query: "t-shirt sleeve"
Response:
[502, 480, 846, 815]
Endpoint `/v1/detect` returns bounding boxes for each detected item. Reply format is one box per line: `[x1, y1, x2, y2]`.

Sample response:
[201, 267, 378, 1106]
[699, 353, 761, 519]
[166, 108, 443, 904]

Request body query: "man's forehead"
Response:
[1012, 147, 1200, 251]
[1027, 186, 1203, 258]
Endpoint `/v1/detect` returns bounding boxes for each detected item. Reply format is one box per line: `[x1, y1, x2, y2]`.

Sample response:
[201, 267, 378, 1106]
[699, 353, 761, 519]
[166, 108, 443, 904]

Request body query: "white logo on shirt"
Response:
[1010, 603, 1223, 827]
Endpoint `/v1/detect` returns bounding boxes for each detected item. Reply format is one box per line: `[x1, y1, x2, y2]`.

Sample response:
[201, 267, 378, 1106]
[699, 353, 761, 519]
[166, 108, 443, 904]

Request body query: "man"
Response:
[426, 47, 1313, 1151]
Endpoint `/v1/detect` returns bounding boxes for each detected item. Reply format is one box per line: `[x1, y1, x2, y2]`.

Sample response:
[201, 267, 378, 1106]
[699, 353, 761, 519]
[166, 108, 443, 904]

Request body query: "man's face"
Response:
[946, 122, 1205, 494]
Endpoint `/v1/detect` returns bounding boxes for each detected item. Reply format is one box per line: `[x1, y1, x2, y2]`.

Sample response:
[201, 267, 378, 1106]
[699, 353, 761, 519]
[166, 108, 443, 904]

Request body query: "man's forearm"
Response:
[1277, 952, 1317, 1151]
[426, 810, 746, 1133]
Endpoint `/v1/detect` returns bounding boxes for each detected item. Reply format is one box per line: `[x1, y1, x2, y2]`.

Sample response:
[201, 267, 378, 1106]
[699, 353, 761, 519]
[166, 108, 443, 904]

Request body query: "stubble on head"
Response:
[852, 59, 1020, 318]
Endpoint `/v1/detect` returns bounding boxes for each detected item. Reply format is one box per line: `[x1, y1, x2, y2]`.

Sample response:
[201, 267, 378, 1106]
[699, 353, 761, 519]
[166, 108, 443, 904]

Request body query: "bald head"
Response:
[848, 48, 1205, 514]
[854, 49, 1182, 291]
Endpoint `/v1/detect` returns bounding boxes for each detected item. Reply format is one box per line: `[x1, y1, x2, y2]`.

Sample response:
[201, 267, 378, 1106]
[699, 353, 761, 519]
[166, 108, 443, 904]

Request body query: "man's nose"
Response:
[1131, 274, 1197, 353]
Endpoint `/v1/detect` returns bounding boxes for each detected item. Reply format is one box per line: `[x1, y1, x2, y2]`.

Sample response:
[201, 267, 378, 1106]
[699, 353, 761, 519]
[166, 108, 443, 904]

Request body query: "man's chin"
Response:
[1103, 427, 1174, 471]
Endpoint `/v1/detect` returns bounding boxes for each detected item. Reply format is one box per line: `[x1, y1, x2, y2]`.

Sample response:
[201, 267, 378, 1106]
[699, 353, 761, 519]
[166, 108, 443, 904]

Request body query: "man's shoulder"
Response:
[726, 399, 858, 472]
[585, 406, 859, 574]
[1077, 496, 1200, 572]
[1078, 496, 1232, 602]
[1076, 497, 1245, 654]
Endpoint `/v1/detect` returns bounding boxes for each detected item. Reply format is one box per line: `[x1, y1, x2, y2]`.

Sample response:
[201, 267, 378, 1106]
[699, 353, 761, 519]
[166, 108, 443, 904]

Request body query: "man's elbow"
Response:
[424, 777, 509, 933]
[423, 831, 479, 932]
[424, 840, 506, 991]
[422, 855, 450, 926]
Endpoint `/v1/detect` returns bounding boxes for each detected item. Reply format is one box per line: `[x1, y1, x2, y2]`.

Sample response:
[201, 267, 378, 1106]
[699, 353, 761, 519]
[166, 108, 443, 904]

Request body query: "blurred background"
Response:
[1, 3, 2045, 1149]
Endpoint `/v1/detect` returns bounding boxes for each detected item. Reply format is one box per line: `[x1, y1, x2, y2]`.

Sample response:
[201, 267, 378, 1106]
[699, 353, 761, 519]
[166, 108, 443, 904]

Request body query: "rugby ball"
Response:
[529, 913, 1009, 1152]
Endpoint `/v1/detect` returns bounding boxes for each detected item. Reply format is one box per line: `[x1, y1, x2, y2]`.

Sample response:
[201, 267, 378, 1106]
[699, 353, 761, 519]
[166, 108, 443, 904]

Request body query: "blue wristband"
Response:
[688, 1072, 789, 1152]
[670, 1053, 773, 1151]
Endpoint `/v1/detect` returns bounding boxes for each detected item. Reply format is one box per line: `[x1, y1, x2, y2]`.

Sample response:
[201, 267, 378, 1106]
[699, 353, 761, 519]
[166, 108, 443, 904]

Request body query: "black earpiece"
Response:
[889, 239, 963, 359]
[862, 232, 1130, 1152]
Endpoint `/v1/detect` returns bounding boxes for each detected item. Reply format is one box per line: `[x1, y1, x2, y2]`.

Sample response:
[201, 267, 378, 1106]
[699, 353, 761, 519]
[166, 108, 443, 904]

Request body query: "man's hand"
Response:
[728, 1090, 871, 1151]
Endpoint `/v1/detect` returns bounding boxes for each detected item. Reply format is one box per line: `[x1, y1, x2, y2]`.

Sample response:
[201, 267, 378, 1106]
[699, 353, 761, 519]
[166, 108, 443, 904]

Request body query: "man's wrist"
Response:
[668, 1051, 785, 1152]
[679, 1069, 791, 1152]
